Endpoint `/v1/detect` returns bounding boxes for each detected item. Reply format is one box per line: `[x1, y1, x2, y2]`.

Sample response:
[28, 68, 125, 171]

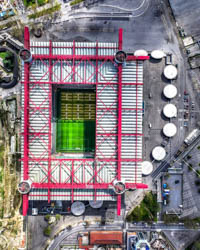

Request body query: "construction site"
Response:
[19, 26, 149, 216]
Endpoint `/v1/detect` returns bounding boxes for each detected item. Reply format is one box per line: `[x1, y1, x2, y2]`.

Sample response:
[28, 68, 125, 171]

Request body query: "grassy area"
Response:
[28, 4, 61, 19]
[126, 192, 159, 222]
[0, 145, 4, 168]
[70, 0, 84, 6]
[0, 52, 7, 60]
[0, 145, 4, 183]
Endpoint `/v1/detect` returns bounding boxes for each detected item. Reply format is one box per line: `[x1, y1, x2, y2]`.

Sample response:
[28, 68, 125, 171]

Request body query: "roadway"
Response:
[47, 221, 200, 250]
[151, 134, 200, 179]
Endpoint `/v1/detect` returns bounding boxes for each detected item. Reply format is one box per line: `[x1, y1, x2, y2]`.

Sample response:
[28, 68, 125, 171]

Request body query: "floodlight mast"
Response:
[21, 26, 149, 216]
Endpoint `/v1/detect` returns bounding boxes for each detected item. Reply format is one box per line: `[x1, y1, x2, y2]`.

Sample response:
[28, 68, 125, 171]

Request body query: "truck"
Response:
[184, 129, 200, 146]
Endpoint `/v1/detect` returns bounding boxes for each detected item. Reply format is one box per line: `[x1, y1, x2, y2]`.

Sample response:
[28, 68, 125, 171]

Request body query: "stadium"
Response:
[19, 26, 149, 216]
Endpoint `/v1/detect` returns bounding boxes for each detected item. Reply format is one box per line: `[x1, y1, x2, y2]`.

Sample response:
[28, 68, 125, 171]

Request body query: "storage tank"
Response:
[164, 65, 178, 80]
[89, 200, 103, 209]
[163, 84, 177, 99]
[71, 201, 85, 216]
[163, 123, 177, 137]
[152, 146, 166, 161]
[151, 50, 166, 59]
[134, 49, 148, 56]
[163, 104, 177, 118]
[141, 161, 153, 175]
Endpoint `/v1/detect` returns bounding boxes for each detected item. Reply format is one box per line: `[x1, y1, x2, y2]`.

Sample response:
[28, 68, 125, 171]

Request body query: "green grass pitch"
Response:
[56, 91, 95, 153]
[56, 120, 95, 152]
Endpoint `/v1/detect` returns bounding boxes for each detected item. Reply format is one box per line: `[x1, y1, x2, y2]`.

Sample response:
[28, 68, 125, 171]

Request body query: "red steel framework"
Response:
[22, 26, 149, 216]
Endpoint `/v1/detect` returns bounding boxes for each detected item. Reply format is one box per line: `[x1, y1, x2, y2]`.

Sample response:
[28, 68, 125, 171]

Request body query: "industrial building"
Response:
[20, 26, 149, 216]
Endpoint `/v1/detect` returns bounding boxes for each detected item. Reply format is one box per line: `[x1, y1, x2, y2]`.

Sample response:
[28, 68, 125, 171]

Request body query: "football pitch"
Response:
[56, 120, 95, 152]
[56, 90, 95, 153]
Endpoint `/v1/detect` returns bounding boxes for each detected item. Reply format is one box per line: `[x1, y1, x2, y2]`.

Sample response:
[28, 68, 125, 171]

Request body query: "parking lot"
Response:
[182, 146, 200, 218]
[143, 56, 183, 165]
[162, 173, 182, 214]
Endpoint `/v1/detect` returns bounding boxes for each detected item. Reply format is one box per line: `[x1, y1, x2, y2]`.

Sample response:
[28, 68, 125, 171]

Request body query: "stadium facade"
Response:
[20, 27, 149, 216]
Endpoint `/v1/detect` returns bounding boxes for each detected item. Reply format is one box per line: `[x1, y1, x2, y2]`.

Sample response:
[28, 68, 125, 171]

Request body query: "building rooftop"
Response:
[90, 231, 123, 245]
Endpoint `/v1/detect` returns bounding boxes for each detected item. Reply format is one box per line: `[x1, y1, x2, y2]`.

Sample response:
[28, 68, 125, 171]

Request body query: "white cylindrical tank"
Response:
[163, 84, 177, 99]
[134, 50, 148, 56]
[71, 201, 85, 216]
[163, 123, 177, 137]
[141, 161, 153, 175]
[152, 146, 166, 161]
[163, 104, 177, 118]
[164, 65, 178, 80]
[151, 50, 166, 59]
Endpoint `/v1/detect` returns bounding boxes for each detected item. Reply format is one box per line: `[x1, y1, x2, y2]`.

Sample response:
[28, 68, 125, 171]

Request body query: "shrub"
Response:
[23, 0, 36, 7]
[70, 0, 84, 6]
[38, 0, 48, 6]
[195, 180, 200, 186]
[187, 155, 192, 160]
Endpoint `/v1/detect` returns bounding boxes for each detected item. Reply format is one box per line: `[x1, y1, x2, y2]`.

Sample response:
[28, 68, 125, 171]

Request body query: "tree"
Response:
[195, 180, 200, 186]
[55, 214, 61, 221]
[196, 170, 200, 177]
[193, 242, 200, 250]
[126, 192, 159, 222]
[43, 226, 51, 237]
[44, 214, 50, 221]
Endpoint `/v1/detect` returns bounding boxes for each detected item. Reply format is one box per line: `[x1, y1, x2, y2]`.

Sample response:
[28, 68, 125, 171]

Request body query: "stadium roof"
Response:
[20, 27, 149, 216]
